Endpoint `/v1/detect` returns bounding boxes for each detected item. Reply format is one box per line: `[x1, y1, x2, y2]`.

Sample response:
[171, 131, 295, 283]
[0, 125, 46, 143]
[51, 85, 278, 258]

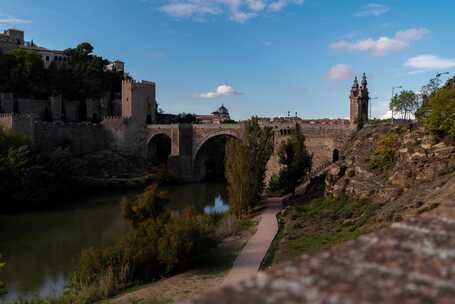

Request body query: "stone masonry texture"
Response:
[189, 215, 455, 304]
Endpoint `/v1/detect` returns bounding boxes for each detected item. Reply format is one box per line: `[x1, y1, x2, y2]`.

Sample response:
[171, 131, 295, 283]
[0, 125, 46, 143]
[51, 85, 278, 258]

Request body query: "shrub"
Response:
[70, 186, 219, 302]
[369, 132, 400, 172]
[122, 184, 169, 227]
[159, 209, 215, 273]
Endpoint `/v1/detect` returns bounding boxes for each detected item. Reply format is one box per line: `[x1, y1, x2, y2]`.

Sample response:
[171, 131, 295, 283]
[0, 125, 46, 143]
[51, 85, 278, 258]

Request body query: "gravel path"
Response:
[221, 197, 284, 287]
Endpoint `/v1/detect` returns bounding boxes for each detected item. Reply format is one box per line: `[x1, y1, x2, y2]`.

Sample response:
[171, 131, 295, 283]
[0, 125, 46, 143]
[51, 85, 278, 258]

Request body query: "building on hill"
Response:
[25, 44, 69, 69]
[0, 29, 25, 53]
[0, 28, 124, 71]
[197, 105, 232, 124]
[105, 60, 125, 73]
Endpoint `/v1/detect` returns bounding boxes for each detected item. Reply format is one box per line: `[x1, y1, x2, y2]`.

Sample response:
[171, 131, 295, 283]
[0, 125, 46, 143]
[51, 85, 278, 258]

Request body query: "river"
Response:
[0, 182, 228, 302]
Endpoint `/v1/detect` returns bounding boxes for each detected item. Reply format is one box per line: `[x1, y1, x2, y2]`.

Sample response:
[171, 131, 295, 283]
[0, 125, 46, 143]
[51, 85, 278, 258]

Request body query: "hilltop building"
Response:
[197, 105, 232, 124]
[0, 28, 122, 71]
[0, 29, 25, 52]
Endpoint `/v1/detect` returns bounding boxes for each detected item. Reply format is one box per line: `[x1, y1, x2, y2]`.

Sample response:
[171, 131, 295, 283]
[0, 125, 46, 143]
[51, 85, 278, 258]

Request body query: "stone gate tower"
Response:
[350, 73, 369, 130]
[122, 79, 157, 125]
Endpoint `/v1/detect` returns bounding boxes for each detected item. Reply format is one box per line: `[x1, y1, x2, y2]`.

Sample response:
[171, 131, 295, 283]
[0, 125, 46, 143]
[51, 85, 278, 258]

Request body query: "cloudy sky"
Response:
[1, 0, 454, 119]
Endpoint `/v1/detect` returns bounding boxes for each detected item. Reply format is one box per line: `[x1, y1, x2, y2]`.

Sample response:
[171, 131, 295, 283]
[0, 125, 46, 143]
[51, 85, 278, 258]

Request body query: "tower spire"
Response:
[352, 76, 359, 89]
[361, 73, 368, 88]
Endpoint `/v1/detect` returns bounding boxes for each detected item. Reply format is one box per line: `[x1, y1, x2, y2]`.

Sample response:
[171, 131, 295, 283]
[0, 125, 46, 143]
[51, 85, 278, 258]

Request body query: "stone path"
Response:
[221, 197, 285, 287]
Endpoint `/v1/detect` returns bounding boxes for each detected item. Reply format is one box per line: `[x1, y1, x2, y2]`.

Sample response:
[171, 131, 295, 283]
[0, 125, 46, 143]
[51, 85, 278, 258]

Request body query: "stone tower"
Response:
[350, 73, 369, 130]
[122, 79, 157, 124]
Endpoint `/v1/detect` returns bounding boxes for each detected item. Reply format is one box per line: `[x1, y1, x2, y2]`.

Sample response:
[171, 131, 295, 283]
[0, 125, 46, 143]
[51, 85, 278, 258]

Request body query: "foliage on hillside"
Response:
[263, 195, 380, 266]
[369, 132, 400, 172]
[417, 77, 455, 140]
[0, 126, 31, 204]
[225, 117, 273, 218]
[0, 43, 123, 100]
[0, 255, 5, 295]
[0, 127, 80, 210]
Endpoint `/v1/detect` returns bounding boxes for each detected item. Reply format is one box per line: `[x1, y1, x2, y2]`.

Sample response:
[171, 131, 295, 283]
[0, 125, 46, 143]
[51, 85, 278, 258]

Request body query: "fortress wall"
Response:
[12, 115, 35, 140]
[0, 93, 14, 113]
[17, 98, 50, 120]
[64, 100, 81, 122]
[33, 121, 110, 154]
[266, 122, 352, 182]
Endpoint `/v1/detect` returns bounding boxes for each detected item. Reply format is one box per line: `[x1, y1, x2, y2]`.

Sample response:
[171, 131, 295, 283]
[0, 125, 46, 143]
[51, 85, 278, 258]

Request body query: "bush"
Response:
[159, 209, 216, 273]
[70, 185, 220, 302]
[122, 184, 169, 227]
[369, 132, 400, 172]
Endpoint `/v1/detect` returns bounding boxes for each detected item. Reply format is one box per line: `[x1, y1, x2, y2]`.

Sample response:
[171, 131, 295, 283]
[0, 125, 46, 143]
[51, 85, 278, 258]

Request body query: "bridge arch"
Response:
[193, 132, 242, 181]
[147, 133, 172, 166]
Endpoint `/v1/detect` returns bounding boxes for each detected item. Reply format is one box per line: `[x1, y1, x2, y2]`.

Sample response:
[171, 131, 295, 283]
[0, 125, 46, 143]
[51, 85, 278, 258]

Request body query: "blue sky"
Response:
[1, 0, 455, 120]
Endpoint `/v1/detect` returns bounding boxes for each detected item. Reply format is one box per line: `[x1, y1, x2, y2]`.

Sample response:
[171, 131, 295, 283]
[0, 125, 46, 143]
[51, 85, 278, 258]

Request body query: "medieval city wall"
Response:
[17, 98, 50, 120]
[265, 121, 352, 182]
[33, 121, 111, 154]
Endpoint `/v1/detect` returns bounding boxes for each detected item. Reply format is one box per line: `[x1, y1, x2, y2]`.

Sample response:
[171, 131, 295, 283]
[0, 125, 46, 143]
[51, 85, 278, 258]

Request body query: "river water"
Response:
[0, 182, 228, 302]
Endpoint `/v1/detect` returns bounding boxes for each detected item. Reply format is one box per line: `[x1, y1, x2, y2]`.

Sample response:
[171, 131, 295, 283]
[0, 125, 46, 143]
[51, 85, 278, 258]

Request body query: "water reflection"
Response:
[0, 182, 228, 301]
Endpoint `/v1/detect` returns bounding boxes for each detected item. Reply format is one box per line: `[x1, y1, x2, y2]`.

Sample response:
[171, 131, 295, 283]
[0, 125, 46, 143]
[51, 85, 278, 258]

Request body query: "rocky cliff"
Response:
[325, 123, 455, 225]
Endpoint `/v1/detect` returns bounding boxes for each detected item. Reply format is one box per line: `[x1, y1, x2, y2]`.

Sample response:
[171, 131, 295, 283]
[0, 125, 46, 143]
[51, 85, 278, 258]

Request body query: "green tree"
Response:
[0, 255, 5, 295]
[225, 118, 274, 218]
[0, 127, 30, 204]
[244, 117, 274, 206]
[278, 124, 312, 197]
[389, 90, 420, 120]
[416, 78, 455, 140]
[225, 139, 253, 218]
[421, 77, 442, 99]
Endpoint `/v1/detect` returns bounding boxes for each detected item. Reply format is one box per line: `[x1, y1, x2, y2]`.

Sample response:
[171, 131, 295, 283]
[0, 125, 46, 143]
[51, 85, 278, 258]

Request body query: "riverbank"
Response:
[0, 182, 230, 302]
[105, 216, 258, 304]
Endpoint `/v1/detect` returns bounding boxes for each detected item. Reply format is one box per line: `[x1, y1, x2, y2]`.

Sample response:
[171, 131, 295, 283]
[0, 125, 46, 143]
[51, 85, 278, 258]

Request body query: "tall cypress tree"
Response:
[278, 123, 312, 197]
[225, 117, 274, 218]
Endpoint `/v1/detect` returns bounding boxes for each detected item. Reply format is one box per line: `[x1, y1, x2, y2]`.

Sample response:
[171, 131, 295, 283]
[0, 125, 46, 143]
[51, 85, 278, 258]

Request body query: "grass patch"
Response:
[264, 195, 381, 266]
[369, 132, 400, 172]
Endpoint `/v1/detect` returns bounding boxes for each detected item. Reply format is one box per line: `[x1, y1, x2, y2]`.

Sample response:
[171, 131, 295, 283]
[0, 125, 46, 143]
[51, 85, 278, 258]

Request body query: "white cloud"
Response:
[327, 64, 354, 81]
[0, 16, 32, 24]
[198, 84, 242, 99]
[405, 54, 455, 70]
[158, 0, 304, 22]
[356, 3, 390, 17]
[330, 28, 429, 55]
[159, 2, 220, 18]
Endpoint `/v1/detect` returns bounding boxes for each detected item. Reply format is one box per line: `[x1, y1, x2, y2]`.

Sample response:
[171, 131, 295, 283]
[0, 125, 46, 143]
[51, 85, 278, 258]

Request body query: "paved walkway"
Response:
[221, 197, 285, 287]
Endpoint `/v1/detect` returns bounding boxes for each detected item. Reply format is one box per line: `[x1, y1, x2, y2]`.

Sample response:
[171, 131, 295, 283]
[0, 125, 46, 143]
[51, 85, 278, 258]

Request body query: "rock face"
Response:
[325, 123, 455, 222]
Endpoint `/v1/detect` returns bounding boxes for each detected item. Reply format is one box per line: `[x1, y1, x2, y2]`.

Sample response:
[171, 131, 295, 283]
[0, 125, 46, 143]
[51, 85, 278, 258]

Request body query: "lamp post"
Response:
[391, 86, 403, 124]
[436, 72, 450, 78]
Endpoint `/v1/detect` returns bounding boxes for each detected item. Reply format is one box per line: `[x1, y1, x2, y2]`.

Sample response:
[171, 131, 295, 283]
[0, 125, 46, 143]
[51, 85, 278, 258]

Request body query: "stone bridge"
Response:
[146, 123, 244, 181]
[144, 120, 352, 181]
